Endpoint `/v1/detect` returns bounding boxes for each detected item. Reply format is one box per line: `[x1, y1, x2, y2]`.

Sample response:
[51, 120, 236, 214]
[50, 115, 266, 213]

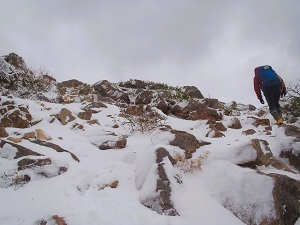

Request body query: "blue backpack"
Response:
[257, 65, 280, 91]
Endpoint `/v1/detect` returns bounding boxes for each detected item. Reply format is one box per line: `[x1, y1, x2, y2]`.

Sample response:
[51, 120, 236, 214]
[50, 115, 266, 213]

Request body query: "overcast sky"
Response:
[1, 0, 299, 106]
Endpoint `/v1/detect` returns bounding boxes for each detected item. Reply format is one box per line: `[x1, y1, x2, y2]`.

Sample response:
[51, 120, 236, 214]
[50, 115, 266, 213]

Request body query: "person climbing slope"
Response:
[253, 65, 287, 125]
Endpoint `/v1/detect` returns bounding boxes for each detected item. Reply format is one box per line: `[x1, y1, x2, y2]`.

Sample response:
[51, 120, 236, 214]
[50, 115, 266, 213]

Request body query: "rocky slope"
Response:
[0, 53, 299, 225]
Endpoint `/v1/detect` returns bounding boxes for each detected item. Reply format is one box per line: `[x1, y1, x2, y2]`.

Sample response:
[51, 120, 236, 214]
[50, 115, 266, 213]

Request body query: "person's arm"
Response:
[254, 74, 262, 101]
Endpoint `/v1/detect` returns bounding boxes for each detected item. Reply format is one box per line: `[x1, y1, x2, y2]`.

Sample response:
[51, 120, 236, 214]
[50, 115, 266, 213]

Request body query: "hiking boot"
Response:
[276, 117, 283, 125]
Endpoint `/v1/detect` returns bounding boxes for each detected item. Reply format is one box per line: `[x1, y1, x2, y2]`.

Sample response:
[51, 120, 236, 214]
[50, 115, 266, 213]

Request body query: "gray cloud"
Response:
[0, 0, 299, 106]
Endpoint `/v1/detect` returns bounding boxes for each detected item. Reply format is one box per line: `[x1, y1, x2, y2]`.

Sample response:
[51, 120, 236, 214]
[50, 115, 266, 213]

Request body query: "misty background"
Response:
[1, 0, 299, 106]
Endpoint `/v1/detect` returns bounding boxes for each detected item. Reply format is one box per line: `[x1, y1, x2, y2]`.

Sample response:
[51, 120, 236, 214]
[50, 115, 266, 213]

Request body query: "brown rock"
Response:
[206, 127, 225, 138]
[170, 130, 200, 159]
[0, 108, 32, 128]
[87, 119, 100, 125]
[7, 137, 22, 143]
[135, 90, 154, 105]
[121, 79, 146, 89]
[189, 108, 222, 121]
[0, 127, 9, 138]
[239, 139, 294, 173]
[266, 173, 300, 225]
[23, 131, 36, 139]
[83, 102, 107, 111]
[0, 139, 43, 159]
[58, 108, 76, 125]
[279, 125, 300, 171]
[285, 125, 300, 141]
[171, 100, 206, 119]
[115, 138, 127, 149]
[141, 147, 179, 216]
[18, 158, 52, 170]
[253, 118, 270, 127]
[257, 109, 267, 117]
[156, 99, 169, 114]
[100, 180, 119, 190]
[72, 123, 84, 130]
[156, 147, 176, 165]
[28, 139, 80, 162]
[77, 110, 92, 120]
[215, 122, 227, 131]
[242, 129, 256, 136]
[182, 86, 204, 99]
[53, 215, 68, 225]
[204, 98, 223, 109]
[93, 80, 130, 103]
[36, 129, 52, 141]
[228, 118, 242, 129]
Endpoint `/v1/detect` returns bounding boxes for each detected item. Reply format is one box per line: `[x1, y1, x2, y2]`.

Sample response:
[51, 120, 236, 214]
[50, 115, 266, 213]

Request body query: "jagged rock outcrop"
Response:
[0, 53, 61, 103]
[4, 53, 27, 70]
[93, 80, 130, 104]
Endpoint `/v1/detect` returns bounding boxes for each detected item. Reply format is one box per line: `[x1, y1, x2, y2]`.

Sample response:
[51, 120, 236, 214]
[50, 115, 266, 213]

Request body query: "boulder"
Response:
[206, 127, 225, 138]
[120, 79, 146, 89]
[182, 86, 204, 99]
[170, 130, 201, 159]
[239, 139, 294, 173]
[266, 173, 300, 225]
[279, 125, 300, 171]
[189, 107, 222, 121]
[253, 118, 270, 127]
[0, 127, 8, 138]
[135, 90, 154, 105]
[156, 99, 169, 114]
[57, 108, 76, 125]
[228, 118, 242, 129]
[242, 129, 256, 136]
[171, 100, 206, 119]
[204, 98, 223, 109]
[214, 122, 227, 131]
[77, 110, 92, 120]
[284, 125, 300, 141]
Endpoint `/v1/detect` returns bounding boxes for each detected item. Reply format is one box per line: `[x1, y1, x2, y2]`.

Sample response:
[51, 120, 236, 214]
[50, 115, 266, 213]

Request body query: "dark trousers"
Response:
[263, 85, 281, 120]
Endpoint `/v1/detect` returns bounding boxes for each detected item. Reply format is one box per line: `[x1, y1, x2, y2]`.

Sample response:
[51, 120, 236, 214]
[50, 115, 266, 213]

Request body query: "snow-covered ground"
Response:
[0, 96, 299, 225]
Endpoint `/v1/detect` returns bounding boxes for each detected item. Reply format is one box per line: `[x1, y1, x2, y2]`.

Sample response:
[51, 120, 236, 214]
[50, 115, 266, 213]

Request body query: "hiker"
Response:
[254, 65, 287, 125]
